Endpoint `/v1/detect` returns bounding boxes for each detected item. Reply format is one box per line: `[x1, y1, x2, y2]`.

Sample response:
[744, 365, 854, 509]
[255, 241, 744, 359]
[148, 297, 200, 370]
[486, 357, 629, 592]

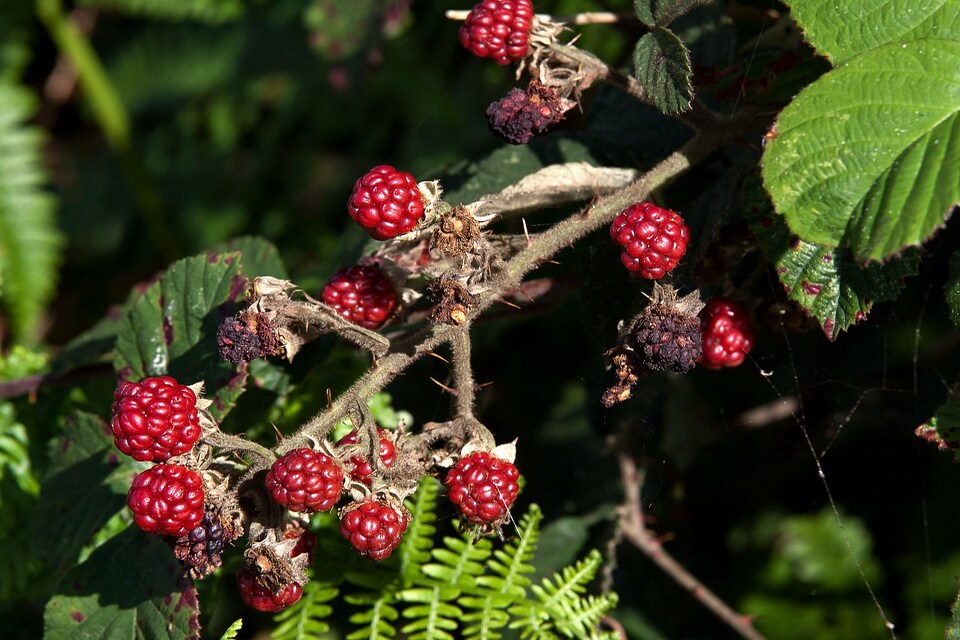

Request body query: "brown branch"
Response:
[617, 453, 766, 640]
[449, 326, 477, 421]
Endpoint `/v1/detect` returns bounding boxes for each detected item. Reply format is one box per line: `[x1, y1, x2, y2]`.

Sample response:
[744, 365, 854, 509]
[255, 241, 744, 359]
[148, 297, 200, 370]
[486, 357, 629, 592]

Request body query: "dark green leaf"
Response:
[632, 27, 693, 115]
[761, 40, 960, 261]
[946, 251, 960, 327]
[29, 412, 138, 572]
[113, 252, 247, 421]
[644, 0, 713, 27]
[208, 236, 287, 279]
[788, 0, 960, 64]
[43, 527, 199, 640]
[745, 175, 918, 340]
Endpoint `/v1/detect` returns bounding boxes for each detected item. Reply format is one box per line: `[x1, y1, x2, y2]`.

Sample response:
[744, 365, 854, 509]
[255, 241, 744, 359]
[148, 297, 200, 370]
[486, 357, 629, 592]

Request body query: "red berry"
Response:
[339, 499, 408, 561]
[460, 0, 535, 65]
[321, 264, 398, 330]
[266, 448, 344, 513]
[699, 298, 754, 369]
[110, 376, 202, 462]
[347, 165, 424, 240]
[236, 568, 303, 612]
[336, 428, 397, 486]
[128, 464, 205, 537]
[444, 451, 520, 526]
[610, 203, 690, 279]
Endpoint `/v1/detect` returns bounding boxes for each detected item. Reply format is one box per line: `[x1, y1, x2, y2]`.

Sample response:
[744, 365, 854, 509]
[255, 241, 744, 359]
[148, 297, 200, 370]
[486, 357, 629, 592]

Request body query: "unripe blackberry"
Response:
[170, 507, 228, 580]
[630, 285, 704, 374]
[339, 498, 409, 561]
[236, 567, 303, 612]
[336, 428, 397, 486]
[110, 376, 201, 462]
[610, 203, 690, 279]
[265, 448, 344, 513]
[445, 451, 520, 526]
[700, 298, 755, 369]
[486, 80, 564, 145]
[460, 0, 535, 65]
[128, 464, 205, 537]
[322, 264, 398, 330]
[348, 165, 424, 240]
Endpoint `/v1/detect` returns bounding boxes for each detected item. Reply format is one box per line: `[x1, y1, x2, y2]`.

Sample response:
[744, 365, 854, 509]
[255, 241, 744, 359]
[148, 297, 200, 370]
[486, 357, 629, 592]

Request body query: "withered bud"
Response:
[217, 310, 280, 363]
[430, 206, 481, 258]
[427, 277, 481, 326]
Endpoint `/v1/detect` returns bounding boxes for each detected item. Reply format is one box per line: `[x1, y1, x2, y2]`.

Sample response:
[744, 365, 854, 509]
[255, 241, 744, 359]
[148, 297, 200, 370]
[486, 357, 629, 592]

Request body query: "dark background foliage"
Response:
[2, 0, 960, 638]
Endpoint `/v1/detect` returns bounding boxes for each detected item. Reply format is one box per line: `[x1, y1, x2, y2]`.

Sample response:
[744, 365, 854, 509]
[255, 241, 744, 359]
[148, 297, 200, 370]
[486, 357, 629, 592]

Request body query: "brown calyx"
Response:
[430, 206, 481, 258]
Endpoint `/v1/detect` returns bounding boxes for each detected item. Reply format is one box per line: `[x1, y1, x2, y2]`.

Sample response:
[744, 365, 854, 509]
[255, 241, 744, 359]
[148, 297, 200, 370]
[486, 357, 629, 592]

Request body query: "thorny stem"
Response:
[203, 431, 275, 465]
[618, 452, 766, 640]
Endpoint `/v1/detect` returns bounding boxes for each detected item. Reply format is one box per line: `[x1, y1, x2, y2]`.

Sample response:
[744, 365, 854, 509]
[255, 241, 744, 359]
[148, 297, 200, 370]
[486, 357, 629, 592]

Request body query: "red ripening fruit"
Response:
[340, 499, 408, 561]
[445, 451, 520, 526]
[699, 298, 755, 369]
[347, 165, 424, 240]
[336, 428, 397, 486]
[128, 464, 205, 537]
[236, 568, 303, 612]
[321, 264, 397, 330]
[610, 203, 690, 279]
[460, 0, 535, 65]
[286, 529, 317, 564]
[265, 448, 344, 513]
[110, 376, 201, 462]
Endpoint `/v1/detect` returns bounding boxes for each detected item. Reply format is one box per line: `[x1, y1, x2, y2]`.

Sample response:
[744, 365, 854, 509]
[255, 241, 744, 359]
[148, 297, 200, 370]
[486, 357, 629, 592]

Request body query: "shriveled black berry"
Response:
[170, 507, 228, 580]
[631, 305, 702, 373]
[217, 313, 278, 363]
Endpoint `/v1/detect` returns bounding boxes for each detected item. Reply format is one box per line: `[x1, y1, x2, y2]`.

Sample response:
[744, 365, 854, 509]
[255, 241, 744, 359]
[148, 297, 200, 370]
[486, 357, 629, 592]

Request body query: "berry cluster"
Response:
[460, 0, 535, 65]
[110, 377, 208, 542]
[444, 451, 520, 527]
[337, 427, 397, 486]
[486, 80, 565, 145]
[610, 203, 690, 279]
[322, 264, 398, 330]
[348, 165, 425, 240]
[699, 298, 754, 369]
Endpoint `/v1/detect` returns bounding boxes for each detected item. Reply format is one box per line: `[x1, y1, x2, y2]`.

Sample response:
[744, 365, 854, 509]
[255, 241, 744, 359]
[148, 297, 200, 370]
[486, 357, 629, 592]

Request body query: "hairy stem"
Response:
[449, 326, 476, 421]
[203, 431, 275, 465]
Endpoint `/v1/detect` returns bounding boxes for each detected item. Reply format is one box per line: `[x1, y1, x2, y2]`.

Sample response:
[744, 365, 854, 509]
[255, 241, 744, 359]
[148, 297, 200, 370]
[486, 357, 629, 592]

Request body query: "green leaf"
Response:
[399, 477, 440, 584]
[634, 0, 712, 27]
[946, 252, 960, 327]
[211, 236, 287, 279]
[632, 27, 693, 115]
[29, 412, 138, 572]
[113, 252, 248, 421]
[0, 81, 63, 344]
[761, 39, 960, 262]
[43, 526, 199, 640]
[916, 390, 960, 455]
[788, 0, 960, 64]
[76, 0, 243, 23]
[746, 175, 918, 340]
[273, 581, 337, 640]
[219, 619, 242, 640]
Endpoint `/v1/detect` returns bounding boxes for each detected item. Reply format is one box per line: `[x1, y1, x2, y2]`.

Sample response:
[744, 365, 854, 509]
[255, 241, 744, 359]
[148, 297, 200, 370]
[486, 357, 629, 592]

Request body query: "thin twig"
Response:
[618, 453, 765, 640]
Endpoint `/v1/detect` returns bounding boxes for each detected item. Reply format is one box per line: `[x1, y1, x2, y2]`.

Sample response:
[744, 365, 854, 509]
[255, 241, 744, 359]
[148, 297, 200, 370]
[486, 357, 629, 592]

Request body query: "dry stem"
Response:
[618, 453, 766, 640]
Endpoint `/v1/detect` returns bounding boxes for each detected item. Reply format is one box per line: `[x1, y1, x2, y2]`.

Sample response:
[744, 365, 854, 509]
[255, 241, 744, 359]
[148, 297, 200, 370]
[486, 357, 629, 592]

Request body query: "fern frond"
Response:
[344, 591, 400, 640]
[460, 594, 511, 640]
[478, 504, 542, 597]
[0, 82, 63, 344]
[531, 549, 602, 611]
[0, 402, 40, 599]
[553, 593, 618, 638]
[273, 581, 338, 640]
[218, 618, 242, 640]
[398, 586, 462, 640]
[421, 535, 491, 589]
[76, 0, 243, 24]
[399, 476, 439, 583]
